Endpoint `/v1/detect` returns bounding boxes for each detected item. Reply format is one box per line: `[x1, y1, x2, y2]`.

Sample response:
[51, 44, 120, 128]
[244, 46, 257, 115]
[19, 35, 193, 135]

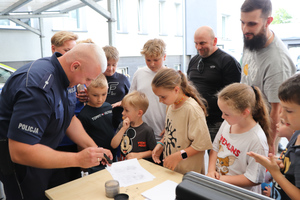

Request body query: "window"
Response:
[137, 0, 147, 34]
[0, 18, 36, 29]
[116, 66, 129, 75]
[52, 8, 86, 31]
[0, 20, 11, 26]
[116, 0, 128, 33]
[175, 2, 183, 36]
[173, 64, 181, 70]
[159, 0, 167, 35]
[222, 15, 229, 39]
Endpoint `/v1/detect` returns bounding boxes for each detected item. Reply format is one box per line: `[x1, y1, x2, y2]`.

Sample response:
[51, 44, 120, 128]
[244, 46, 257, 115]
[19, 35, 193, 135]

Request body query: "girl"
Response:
[260, 117, 294, 198]
[207, 83, 271, 194]
[151, 68, 212, 175]
[277, 118, 294, 142]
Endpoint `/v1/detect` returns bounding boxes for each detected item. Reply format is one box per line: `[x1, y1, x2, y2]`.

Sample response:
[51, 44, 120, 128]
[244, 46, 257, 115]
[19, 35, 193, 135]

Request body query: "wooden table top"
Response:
[45, 159, 183, 200]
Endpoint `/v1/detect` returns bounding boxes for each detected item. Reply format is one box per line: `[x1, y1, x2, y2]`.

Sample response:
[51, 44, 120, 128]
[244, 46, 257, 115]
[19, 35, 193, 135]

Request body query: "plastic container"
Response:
[105, 180, 119, 198]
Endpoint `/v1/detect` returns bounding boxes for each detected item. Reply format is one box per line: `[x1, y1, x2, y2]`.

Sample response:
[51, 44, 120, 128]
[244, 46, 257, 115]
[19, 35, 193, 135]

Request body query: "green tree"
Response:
[273, 8, 292, 24]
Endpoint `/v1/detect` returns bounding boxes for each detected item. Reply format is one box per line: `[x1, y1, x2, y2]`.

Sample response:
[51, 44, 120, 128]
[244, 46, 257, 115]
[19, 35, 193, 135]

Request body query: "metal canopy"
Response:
[0, 0, 116, 56]
[0, 0, 114, 38]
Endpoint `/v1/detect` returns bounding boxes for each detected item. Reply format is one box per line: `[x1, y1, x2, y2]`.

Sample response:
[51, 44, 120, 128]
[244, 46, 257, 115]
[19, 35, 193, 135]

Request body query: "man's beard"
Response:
[244, 29, 267, 51]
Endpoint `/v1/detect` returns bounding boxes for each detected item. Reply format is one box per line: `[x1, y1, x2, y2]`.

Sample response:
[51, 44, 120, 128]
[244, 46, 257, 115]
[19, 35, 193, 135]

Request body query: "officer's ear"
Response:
[70, 61, 81, 72]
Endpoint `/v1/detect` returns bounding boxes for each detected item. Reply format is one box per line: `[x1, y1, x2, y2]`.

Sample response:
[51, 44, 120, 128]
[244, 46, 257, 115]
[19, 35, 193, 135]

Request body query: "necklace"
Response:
[174, 94, 185, 105]
[266, 31, 273, 43]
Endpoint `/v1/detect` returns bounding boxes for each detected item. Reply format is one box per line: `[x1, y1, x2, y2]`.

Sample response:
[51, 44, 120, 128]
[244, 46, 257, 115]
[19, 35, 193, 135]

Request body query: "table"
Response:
[45, 159, 183, 200]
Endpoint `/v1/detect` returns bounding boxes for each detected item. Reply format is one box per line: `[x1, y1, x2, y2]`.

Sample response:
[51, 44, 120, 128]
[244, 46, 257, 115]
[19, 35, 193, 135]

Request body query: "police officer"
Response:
[0, 43, 113, 200]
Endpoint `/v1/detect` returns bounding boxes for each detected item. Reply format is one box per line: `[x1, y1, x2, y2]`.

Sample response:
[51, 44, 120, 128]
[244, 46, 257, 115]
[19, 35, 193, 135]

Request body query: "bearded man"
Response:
[240, 0, 296, 154]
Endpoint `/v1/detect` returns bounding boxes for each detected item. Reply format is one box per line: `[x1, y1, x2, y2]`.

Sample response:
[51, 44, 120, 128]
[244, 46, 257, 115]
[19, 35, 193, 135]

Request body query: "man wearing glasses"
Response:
[187, 26, 241, 143]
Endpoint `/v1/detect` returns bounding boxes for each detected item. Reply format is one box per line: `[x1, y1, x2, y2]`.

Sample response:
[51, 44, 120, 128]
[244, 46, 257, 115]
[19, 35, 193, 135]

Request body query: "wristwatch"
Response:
[180, 150, 188, 160]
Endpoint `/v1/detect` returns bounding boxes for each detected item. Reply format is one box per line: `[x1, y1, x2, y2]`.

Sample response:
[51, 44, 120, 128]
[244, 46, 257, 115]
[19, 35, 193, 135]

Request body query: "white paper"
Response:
[141, 180, 178, 200]
[106, 158, 155, 187]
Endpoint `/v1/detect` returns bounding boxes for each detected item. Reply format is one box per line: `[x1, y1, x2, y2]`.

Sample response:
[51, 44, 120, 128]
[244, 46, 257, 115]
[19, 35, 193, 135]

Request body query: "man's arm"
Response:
[8, 116, 113, 169]
[65, 116, 97, 149]
[8, 139, 110, 169]
[269, 102, 281, 154]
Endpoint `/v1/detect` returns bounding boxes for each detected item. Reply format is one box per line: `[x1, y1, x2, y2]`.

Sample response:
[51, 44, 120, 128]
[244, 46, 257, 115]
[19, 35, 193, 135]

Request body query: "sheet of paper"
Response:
[106, 158, 155, 187]
[141, 180, 178, 200]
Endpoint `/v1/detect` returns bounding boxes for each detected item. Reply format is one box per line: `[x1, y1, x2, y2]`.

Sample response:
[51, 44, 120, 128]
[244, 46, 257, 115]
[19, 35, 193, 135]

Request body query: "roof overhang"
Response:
[0, 0, 109, 36]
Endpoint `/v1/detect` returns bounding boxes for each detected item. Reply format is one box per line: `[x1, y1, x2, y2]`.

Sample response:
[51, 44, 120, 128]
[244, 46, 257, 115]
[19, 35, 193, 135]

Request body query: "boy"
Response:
[77, 74, 116, 173]
[129, 38, 167, 142]
[103, 45, 131, 130]
[261, 118, 294, 197]
[111, 91, 156, 161]
[248, 74, 300, 200]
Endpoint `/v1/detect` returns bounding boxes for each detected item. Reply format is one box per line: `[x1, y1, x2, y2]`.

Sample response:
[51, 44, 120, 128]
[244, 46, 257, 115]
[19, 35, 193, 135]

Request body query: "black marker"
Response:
[104, 153, 113, 164]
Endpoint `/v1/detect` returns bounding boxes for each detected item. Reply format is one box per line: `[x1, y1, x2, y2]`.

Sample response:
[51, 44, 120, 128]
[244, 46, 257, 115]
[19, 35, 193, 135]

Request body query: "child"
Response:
[151, 68, 212, 175]
[77, 74, 116, 173]
[248, 74, 300, 200]
[110, 91, 156, 161]
[277, 118, 294, 142]
[261, 117, 294, 198]
[207, 83, 271, 194]
[103, 45, 131, 130]
[130, 38, 167, 142]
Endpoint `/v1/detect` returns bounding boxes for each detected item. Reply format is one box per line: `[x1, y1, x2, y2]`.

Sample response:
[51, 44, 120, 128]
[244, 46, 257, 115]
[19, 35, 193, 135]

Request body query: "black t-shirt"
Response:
[187, 49, 241, 125]
[105, 73, 131, 129]
[274, 130, 300, 200]
[116, 122, 156, 160]
[77, 103, 116, 156]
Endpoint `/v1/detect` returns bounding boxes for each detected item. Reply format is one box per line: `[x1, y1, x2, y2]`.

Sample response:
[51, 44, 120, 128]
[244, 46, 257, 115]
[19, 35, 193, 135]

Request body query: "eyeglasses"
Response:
[197, 57, 204, 74]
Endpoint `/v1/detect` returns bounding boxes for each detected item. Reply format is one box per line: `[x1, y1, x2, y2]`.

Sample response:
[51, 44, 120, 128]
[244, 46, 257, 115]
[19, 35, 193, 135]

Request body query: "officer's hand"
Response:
[77, 147, 113, 168]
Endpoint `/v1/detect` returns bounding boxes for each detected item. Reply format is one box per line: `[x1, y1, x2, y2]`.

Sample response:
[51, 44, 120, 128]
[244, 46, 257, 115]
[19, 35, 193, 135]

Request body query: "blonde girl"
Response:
[207, 83, 271, 194]
[151, 68, 212, 175]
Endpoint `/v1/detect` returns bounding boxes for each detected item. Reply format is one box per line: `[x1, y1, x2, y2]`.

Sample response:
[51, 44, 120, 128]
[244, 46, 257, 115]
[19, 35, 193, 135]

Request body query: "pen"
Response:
[104, 153, 113, 164]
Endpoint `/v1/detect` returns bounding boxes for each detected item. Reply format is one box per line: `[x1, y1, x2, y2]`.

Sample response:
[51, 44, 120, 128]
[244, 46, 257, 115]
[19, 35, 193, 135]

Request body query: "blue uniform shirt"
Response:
[0, 53, 76, 149]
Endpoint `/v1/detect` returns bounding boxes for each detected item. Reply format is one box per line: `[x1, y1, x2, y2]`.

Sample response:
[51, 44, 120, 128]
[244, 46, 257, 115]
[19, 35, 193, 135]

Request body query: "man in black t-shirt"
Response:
[187, 26, 241, 142]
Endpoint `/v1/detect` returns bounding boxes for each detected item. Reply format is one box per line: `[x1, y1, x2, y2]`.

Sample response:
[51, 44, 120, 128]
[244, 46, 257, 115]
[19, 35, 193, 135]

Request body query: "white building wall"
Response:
[216, 0, 243, 61]
[0, 0, 182, 70]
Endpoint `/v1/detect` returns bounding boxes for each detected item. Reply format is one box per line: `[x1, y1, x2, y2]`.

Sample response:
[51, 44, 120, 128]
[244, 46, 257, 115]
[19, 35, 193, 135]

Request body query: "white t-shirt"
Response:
[212, 121, 268, 194]
[130, 67, 166, 141]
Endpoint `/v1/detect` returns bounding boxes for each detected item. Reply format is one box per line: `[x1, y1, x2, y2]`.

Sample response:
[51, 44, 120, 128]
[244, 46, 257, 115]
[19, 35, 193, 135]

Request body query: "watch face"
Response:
[181, 152, 188, 159]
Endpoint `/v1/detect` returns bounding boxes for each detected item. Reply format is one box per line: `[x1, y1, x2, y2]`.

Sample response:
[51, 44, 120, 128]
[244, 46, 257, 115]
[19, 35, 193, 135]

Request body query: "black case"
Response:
[176, 171, 273, 200]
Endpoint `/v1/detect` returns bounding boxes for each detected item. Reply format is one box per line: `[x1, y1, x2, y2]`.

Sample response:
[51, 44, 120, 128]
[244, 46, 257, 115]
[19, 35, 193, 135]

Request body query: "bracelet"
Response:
[157, 141, 164, 146]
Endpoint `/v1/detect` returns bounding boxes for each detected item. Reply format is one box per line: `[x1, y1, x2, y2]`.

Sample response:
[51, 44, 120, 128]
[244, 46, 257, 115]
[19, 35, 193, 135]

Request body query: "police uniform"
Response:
[0, 53, 76, 199]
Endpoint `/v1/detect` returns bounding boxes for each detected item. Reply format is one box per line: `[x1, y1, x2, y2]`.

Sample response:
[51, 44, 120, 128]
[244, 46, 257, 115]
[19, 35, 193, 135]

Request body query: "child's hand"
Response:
[247, 152, 281, 174]
[262, 186, 271, 197]
[152, 144, 163, 164]
[163, 152, 181, 171]
[160, 129, 165, 136]
[125, 152, 139, 160]
[122, 117, 130, 130]
[112, 101, 121, 108]
[76, 89, 88, 102]
[206, 171, 220, 180]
